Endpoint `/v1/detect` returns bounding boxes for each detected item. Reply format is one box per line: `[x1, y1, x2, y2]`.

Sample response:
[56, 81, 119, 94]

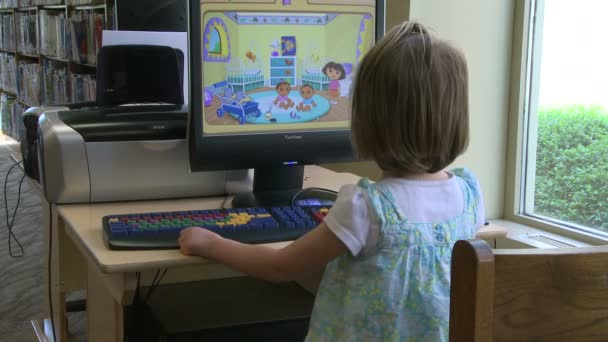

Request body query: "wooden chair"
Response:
[449, 239, 608, 341]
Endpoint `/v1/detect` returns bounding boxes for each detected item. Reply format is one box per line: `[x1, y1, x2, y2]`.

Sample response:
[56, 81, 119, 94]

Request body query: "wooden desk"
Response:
[43, 165, 506, 341]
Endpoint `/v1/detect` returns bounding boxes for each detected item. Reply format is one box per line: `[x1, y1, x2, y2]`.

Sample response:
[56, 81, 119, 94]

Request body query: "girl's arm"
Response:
[179, 223, 348, 283]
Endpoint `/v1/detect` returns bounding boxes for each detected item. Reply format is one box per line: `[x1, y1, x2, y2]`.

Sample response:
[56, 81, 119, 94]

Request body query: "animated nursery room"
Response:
[201, 4, 374, 130]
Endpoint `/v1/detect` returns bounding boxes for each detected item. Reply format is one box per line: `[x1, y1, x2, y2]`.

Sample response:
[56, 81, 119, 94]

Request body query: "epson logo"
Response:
[284, 135, 303, 140]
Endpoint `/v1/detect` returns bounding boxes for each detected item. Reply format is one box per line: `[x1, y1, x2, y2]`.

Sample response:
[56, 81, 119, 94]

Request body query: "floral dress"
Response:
[306, 169, 481, 342]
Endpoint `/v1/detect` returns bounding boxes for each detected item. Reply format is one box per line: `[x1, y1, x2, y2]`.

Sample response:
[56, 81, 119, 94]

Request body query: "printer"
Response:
[25, 44, 249, 204]
[34, 105, 251, 204]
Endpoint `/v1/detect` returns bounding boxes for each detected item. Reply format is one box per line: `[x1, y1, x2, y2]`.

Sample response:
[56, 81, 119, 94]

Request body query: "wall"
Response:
[385, 0, 409, 30]
[323, 14, 365, 66]
[325, 0, 515, 219]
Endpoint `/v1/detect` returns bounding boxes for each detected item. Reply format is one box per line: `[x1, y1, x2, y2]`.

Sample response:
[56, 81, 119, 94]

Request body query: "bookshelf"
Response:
[0, 0, 114, 140]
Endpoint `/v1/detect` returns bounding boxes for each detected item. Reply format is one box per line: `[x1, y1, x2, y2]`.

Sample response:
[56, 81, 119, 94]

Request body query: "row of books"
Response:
[0, 14, 14, 51]
[0, 52, 17, 93]
[6, 10, 105, 64]
[19, 0, 63, 6]
[43, 60, 96, 104]
[70, 0, 104, 5]
[1, 53, 94, 105]
[42, 59, 68, 104]
[17, 61, 41, 106]
[0, 0, 103, 8]
[70, 73, 94, 102]
[16, 12, 37, 55]
[0, 93, 26, 140]
[40, 10, 69, 59]
[70, 10, 102, 65]
[0, 0, 17, 9]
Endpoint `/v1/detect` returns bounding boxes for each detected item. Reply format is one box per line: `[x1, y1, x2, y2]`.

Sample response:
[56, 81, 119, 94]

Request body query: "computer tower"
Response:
[117, 0, 187, 32]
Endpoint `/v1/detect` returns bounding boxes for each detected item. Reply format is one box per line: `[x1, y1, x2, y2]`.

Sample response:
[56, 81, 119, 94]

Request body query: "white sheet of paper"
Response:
[102, 30, 189, 105]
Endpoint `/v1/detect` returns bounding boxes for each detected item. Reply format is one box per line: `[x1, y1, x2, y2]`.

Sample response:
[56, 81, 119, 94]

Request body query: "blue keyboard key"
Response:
[111, 229, 128, 236]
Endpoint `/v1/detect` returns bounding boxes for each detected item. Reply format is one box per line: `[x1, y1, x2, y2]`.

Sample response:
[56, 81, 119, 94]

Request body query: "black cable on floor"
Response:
[4, 161, 25, 257]
[7, 174, 26, 257]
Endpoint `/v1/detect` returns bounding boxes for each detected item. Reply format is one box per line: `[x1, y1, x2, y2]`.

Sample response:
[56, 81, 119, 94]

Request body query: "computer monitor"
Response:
[189, 0, 385, 207]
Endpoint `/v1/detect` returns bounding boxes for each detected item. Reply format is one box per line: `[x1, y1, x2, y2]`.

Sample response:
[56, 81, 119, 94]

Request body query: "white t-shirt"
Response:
[324, 172, 486, 256]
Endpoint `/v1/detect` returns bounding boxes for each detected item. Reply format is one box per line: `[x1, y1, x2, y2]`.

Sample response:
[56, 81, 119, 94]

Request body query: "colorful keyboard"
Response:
[102, 206, 330, 250]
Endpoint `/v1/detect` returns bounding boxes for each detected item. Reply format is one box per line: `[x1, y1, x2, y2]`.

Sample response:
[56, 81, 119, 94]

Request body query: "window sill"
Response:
[490, 218, 606, 249]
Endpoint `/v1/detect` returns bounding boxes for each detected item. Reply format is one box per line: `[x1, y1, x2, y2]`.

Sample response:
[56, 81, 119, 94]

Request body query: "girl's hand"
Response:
[178, 227, 220, 257]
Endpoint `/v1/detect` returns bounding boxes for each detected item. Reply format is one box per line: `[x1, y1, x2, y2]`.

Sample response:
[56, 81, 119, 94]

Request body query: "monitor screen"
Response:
[189, 0, 384, 206]
[201, 9, 376, 136]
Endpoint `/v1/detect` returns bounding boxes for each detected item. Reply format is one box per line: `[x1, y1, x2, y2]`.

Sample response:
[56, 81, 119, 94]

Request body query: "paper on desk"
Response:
[102, 30, 189, 105]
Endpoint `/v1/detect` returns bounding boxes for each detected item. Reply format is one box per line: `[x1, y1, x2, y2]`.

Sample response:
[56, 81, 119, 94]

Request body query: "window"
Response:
[203, 16, 231, 62]
[209, 28, 222, 54]
[522, 0, 608, 235]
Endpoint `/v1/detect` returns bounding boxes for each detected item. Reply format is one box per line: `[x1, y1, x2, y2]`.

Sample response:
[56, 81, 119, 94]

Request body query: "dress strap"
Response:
[452, 168, 480, 217]
[357, 178, 407, 225]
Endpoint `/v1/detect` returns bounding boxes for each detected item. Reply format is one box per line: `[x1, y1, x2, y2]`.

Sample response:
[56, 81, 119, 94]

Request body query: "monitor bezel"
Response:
[188, 0, 386, 172]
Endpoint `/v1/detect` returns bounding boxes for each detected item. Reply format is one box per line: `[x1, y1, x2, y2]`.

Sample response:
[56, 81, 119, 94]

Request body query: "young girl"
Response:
[322, 61, 346, 104]
[179, 21, 484, 341]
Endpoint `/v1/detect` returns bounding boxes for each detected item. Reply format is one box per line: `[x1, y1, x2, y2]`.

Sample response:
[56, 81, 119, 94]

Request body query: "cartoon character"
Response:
[264, 105, 273, 121]
[297, 84, 317, 112]
[273, 81, 294, 110]
[322, 61, 346, 105]
[246, 50, 256, 62]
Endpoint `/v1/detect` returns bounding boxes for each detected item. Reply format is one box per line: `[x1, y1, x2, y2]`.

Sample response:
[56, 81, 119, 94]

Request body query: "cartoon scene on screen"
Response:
[202, 10, 374, 125]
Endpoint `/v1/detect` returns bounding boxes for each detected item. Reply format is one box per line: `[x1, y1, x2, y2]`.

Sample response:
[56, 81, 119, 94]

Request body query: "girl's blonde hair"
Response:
[351, 21, 469, 174]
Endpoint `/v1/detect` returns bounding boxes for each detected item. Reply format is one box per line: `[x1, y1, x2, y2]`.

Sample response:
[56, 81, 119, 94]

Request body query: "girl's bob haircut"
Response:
[351, 21, 470, 175]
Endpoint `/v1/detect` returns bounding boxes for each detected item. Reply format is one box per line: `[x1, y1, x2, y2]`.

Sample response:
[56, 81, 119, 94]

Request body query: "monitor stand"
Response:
[232, 166, 331, 208]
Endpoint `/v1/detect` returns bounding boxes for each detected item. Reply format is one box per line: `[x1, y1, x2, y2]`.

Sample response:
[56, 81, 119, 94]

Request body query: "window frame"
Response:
[202, 16, 231, 62]
[504, 0, 608, 245]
